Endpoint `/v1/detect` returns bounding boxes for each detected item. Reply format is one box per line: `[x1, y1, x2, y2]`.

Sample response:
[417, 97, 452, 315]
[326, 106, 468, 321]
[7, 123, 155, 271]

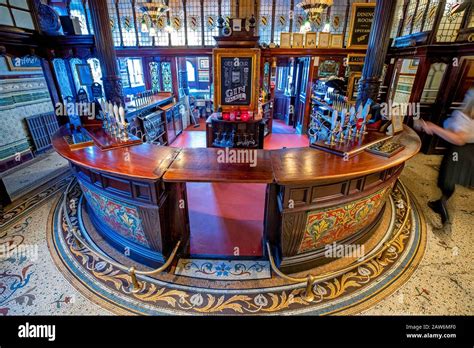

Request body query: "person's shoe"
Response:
[428, 200, 450, 225]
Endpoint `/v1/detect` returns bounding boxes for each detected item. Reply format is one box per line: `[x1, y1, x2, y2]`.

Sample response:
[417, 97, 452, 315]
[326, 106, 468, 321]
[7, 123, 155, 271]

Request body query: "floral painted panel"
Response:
[80, 183, 149, 248]
[298, 186, 392, 253]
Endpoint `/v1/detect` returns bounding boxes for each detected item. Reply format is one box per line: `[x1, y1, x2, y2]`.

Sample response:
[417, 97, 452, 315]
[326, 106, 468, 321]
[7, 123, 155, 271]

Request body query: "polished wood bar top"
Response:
[163, 148, 274, 183]
[52, 126, 180, 180]
[271, 126, 421, 185]
[53, 125, 421, 184]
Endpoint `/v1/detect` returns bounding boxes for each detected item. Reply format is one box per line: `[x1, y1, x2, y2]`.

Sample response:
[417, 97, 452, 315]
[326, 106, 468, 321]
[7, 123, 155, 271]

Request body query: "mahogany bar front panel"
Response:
[53, 125, 420, 272]
[52, 127, 189, 266]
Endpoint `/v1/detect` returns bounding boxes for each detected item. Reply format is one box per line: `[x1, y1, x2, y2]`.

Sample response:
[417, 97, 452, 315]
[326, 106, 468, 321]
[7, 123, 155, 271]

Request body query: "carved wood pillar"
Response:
[356, 0, 397, 107]
[88, 0, 124, 105]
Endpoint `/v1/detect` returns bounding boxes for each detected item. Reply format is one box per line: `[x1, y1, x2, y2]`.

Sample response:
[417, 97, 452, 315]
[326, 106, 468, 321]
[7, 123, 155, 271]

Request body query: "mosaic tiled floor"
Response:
[1, 153, 472, 315]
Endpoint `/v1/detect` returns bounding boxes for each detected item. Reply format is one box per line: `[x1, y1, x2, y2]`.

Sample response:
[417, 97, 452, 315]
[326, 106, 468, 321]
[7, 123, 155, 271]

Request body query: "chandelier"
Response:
[136, 0, 170, 35]
[297, 0, 333, 18]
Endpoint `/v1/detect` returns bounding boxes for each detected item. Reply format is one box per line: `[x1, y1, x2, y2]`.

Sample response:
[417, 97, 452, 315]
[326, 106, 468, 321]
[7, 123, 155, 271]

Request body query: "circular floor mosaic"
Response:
[47, 180, 426, 315]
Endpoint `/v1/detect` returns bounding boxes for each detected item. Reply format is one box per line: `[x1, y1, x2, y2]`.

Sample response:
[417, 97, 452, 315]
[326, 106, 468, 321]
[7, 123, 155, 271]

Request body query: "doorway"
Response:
[271, 57, 311, 135]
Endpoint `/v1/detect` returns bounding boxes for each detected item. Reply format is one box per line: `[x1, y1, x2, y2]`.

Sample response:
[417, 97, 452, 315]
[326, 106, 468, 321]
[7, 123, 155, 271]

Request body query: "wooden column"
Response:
[356, 0, 397, 106]
[88, 0, 124, 105]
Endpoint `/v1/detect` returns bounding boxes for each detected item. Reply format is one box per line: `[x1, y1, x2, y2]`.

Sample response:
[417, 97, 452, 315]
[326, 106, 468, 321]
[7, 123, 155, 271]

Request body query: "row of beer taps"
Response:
[98, 99, 129, 141]
[316, 98, 373, 145]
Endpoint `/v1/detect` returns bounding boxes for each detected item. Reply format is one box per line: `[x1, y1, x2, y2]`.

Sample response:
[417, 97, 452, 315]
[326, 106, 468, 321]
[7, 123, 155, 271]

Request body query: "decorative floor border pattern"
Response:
[47, 180, 427, 315]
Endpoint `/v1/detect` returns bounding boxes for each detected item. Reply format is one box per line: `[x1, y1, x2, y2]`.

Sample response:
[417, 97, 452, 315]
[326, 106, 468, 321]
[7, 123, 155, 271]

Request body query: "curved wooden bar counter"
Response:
[53, 125, 421, 272]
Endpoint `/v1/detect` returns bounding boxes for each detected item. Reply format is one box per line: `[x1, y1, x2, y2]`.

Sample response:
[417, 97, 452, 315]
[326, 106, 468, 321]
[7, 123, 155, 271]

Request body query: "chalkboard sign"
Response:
[214, 49, 260, 112]
[6, 56, 42, 71]
[91, 82, 103, 99]
[347, 3, 375, 49]
[220, 57, 252, 106]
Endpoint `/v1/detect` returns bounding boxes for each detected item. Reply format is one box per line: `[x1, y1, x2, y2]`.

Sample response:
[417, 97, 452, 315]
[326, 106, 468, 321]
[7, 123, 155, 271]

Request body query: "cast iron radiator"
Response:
[25, 112, 60, 153]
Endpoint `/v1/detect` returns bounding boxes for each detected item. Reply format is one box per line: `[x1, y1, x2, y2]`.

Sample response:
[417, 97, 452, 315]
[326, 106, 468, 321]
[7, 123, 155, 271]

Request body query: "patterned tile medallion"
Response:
[46, 178, 427, 315]
[174, 259, 271, 280]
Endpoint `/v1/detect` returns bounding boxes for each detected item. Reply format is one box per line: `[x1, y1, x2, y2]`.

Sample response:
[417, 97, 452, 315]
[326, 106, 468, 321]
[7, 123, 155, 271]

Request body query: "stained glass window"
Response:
[258, 0, 273, 45]
[330, 0, 346, 35]
[436, 0, 466, 42]
[149, 61, 160, 92]
[107, 0, 121, 46]
[469, 10, 474, 28]
[153, 4, 170, 47]
[69, 0, 89, 34]
[390, 0, 404, 38]
[412, 0, 428, 34]
[52, 59, 73, 99]
[401, 0, 417, 36]
[221, 0, 231, 27]
[161, 62, 172, 92]
[169, 0, 185, 46]
[118, 0, 137, 46]
[203, 0, 219, 46]
[136, 5, 152, 46]
[273, 1, 291, 45]
[186, 0, 202, 46]
[292, 1, 307, 33]
[423, 0, 440, 32]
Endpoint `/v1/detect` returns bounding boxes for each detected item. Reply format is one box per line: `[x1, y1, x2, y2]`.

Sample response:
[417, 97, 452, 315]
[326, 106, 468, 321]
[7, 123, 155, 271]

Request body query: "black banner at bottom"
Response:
[0, 315, 472, 347]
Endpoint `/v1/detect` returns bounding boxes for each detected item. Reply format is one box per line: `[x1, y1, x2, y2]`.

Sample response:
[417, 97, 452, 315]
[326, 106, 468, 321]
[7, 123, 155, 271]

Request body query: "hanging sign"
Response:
[347, 3, 375, 49]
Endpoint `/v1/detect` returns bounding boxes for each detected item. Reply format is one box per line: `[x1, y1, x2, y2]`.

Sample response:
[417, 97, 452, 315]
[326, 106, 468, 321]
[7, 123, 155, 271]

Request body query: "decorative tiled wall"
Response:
[0, 57, 54, 169]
